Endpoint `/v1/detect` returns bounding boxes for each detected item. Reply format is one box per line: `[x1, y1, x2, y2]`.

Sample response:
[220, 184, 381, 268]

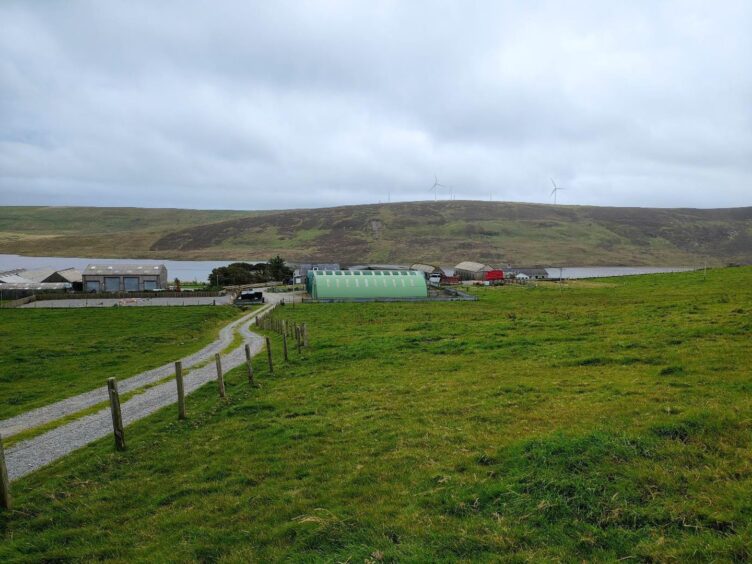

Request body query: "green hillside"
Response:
[1, 202, 751, 265]
[2, 268, 751, 560]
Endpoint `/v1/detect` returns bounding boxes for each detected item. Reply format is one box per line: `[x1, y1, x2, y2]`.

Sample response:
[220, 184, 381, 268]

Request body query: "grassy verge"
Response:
[0, 306, 240, 420]
[1, 268, 751, 561]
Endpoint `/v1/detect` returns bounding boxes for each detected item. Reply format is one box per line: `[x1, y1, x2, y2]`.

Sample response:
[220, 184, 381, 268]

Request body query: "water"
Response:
[0, 254, 242, 283]
[0, 254, 700, 282]
[546, 266, 698, 279]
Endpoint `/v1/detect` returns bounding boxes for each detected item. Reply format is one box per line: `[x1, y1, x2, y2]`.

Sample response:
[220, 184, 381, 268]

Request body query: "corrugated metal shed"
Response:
[311, 270, 428, 299]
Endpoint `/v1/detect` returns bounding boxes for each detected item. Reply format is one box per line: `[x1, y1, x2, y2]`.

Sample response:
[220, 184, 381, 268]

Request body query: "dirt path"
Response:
[0, 305, 271, 438]
[4, 311, 270, 481]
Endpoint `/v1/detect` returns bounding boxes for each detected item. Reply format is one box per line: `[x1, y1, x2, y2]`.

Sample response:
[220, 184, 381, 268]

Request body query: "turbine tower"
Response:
[550, 178, 565, 205]
[430, 175, 447, 201]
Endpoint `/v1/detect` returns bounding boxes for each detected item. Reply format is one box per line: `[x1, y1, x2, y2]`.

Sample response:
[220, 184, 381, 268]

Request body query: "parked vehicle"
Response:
[235, 290, 265, 304]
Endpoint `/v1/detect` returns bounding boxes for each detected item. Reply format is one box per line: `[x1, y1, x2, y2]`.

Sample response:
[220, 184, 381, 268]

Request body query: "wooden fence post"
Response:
[175, 361, 186, 420]
[0, 434, 10, 510]
[107, 377, 126, 451]
[303, 322, 309, 347]
[245, 344, 256, 386]
[266, 336, 274, 374]
[295, 325, 301, 354]
[282, 331, 289, 362]
[215, 353, 226, 398]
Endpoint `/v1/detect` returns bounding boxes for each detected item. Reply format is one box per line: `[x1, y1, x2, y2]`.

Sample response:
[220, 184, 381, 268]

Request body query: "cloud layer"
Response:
[1, 1, 751, 210]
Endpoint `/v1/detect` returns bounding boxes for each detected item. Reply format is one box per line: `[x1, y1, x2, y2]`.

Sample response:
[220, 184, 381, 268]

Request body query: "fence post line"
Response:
[215, 353, 226, 398]
[282, 331, 289, 362]
[296, 325, 302, 354]
[175, 361, 186, 420]
[0, 434, 11, 510]
[245, 344, 256, 386]
[266, 336, 274, 374]
[107, 377, 126, 451]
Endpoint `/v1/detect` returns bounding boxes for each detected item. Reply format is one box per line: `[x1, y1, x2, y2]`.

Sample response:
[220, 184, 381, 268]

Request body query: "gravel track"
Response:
[5, 312, 269, 481]
[0, 306, 270, 438]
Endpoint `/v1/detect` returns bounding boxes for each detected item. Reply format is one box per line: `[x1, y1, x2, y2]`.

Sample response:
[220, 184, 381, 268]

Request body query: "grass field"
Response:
[0, 307, 239, 420]
[1, 268, 751, 561]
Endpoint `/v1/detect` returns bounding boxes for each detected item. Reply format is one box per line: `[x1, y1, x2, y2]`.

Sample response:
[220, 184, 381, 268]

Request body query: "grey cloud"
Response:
[1, 0, 751, 210]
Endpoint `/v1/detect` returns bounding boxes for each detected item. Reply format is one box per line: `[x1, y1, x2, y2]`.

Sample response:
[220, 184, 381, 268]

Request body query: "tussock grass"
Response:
[1, 268, 751, 561]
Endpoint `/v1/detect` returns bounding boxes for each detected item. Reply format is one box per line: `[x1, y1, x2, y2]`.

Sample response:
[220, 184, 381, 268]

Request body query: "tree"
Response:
[267, 255, 292, 282]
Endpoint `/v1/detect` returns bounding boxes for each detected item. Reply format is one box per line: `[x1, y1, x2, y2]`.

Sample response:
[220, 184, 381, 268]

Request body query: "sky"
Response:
[1, 1, 750, 211]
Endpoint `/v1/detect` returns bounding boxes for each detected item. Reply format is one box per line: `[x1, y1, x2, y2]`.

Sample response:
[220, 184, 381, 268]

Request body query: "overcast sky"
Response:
[1, 1, 750, 210]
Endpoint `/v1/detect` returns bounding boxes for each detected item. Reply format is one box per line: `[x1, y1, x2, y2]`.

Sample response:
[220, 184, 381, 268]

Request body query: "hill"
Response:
[1, 202, 751, 265]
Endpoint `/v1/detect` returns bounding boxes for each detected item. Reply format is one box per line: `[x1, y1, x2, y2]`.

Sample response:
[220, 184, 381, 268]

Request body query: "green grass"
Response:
[1, 268, 751, 561]
[0, 306, 239, 420]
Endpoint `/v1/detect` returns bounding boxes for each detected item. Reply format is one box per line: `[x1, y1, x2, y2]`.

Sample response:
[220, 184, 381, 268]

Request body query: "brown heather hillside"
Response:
[1, 202, 751, 266]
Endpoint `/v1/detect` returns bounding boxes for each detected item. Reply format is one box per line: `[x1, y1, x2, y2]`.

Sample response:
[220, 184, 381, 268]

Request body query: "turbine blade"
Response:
[550, 178, 557, 189]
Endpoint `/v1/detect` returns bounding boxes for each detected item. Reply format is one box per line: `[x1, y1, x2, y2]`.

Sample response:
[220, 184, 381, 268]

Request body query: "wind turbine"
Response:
[550, 178, 565, 205]
[430, 175, 446, 201]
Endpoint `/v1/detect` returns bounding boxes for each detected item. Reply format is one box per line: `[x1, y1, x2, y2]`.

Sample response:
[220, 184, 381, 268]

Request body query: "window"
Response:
[344, 271, 352, 275]
[85, 280, 100, 292]
[363, 271, 373, 276]
[375, 271, 383, 275]
[143, 279, 157, 291]
[400, 271, 408, 275]
[124, 277, 139, 292]
[104, 277, 120, 292]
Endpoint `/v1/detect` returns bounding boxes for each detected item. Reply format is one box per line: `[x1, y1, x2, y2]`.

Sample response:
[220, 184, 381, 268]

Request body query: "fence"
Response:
[32, 291, 224, 301]
[0, 301, 310, 510]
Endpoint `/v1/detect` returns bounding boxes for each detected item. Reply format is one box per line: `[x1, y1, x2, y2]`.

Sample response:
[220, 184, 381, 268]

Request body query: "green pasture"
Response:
[1, 268, 751, 561]
[0, 306, 239, 420]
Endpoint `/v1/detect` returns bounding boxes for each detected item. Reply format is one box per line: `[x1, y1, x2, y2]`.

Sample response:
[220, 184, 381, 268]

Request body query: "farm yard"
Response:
[0, 267, 750, 561]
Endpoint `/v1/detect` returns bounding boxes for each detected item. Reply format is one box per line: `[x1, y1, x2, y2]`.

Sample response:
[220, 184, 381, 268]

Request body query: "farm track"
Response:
[3, 302, 276, 481]
[0, 307, 263, 438]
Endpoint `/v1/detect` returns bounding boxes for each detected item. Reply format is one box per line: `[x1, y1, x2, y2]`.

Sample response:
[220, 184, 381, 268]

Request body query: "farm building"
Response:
[506, 268, 549, 280]
[82, 264, 168, 292]
[309, 270, 428, 300]
[454, 261, 495, 281]
[0, 268, 83, 291]
[21, 267, 82, 285]
[294, 263, 340, 284]
[410, 263, 443, 277]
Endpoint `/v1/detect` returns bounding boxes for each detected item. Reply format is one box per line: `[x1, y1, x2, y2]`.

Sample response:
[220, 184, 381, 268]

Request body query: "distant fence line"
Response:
[30, 291, 224, 301]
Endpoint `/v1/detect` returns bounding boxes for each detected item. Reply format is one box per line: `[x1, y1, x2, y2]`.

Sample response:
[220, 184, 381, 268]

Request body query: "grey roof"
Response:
[0, 273, 33, 284]
[56, 268, 83, 283]
[18, 269, 58, 283]
[83, 264, 166, 276]
[410, 263, 440, 274]
[0, 282, 71, 290]
[454, 261, 493, 272]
